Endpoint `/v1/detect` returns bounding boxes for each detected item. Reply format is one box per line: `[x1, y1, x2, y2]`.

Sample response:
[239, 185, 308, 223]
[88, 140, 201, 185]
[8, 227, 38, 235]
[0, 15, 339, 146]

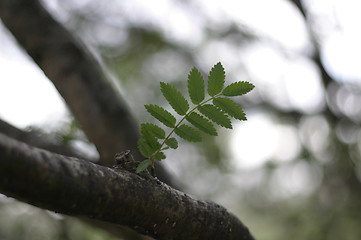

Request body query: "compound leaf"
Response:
[165, 137, 178, 149]
[198, 104, 232, 129]
[188, 67, 205, 104]
[145, 104, 176, 128]
[136, 159, 152, 173]
[222, 81, 255, 96]
[213, 97, 246, 121]
[174, 124, 202, 142]
[137, 62, 255, 173]
[208, 62, 225, 96]
[186, 112, 217, 136]
[141, 123, 166, 139]
[160, 82, 189, 116]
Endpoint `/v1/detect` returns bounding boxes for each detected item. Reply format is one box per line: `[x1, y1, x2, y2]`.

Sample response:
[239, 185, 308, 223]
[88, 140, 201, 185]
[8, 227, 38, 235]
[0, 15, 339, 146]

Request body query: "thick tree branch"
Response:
[0, 0, 136, 165]
[0, 133, 254, 240]
[0, 118, 153, 240]
[0, 0, 174, 186]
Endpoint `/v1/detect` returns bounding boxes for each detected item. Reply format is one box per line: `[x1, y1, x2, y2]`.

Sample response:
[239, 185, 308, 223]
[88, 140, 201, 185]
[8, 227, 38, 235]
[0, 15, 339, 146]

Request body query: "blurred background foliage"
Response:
[1, 0, 361, 239]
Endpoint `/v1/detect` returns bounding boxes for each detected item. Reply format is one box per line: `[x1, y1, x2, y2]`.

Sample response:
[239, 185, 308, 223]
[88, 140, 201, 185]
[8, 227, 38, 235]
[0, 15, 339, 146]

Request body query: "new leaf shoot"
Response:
[136, 62, 254, 173]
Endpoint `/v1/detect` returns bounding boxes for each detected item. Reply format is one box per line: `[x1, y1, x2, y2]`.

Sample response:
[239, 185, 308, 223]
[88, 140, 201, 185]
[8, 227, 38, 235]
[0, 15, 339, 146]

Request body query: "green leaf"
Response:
[186, 112, 217, 136]
[213, 98, 246, 121]
[138, 137, 160, 158]
[154, 151, 166, 161]
[145, 104, 176, 128]
[222, 81, 255, 96]
[188, 67, 205, 104]
[165, 137, 178, 149]
[136, 159, 152, 173]
[198, 104, 232, 129]
[160, 82, 189, 116]
[208, 62, 225, 96]
[174, 124, 202, 142]
[140, 123, 166, 139]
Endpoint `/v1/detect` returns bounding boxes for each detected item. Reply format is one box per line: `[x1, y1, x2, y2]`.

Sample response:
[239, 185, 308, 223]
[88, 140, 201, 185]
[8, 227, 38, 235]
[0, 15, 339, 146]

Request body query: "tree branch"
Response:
[0, 118, 91, 160]
[0, 0, 131, 165]
[0, 119, 152, 240]
[0, 0, 174, 187]
[0, 133, 254, 240]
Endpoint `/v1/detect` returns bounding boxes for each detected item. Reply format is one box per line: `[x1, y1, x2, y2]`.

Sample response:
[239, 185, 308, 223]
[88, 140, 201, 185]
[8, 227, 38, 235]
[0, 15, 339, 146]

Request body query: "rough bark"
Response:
[0, 0, 174, 187]
[0, 118, 153, 240]
[0, 133, 254, 240]
[0, 0, 136, 166]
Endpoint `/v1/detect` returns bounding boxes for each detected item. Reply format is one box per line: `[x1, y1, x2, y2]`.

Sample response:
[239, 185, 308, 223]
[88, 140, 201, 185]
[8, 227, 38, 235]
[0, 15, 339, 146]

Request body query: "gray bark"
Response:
[0, 0, 175, 187]
[0, 133, 254, 240]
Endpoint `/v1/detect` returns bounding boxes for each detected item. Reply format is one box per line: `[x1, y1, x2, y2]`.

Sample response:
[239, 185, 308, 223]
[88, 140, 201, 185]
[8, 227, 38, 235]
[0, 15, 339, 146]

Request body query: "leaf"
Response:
[165, 137, 178, 149]
[160, 82, 189, 116]
[208, 62, 225, 96]
[222, 81, 255, 96]
[186, 112, 217, 136]
[145, 104, 176, 128]
[154, 151, 166, 161]
[174, 124, 202, 142]
[213, 97, 246, 120]
[198, 104, 232, 129]
[141, 123, 165, 139]
[188, 67, 205, 104]
[138, 137, 160, 158]
[136, 159, 152, 173]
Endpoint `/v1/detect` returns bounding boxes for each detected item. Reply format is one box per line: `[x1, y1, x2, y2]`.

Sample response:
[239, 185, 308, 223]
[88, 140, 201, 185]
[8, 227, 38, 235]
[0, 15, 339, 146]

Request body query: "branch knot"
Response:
[114, 150, 153, 180]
